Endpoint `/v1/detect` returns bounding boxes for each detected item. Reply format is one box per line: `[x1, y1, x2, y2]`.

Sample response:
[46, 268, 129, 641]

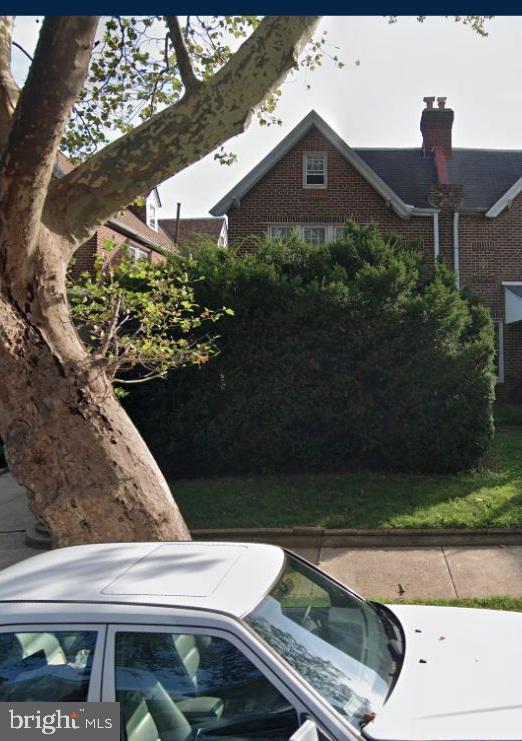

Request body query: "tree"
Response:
[69, 242, 229, 389]
[0, 15, 320, 545]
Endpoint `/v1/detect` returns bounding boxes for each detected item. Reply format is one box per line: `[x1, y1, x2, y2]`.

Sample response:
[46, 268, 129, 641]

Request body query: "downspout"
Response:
[453, 210, 460, 288]
[433, 211, 440, 264]
[175, 202, 181, 245]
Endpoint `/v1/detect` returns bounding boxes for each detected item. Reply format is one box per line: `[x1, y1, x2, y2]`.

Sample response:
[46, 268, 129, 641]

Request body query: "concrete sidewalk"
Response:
[0, 472, 40, 568]
[1, 472, 521, 599]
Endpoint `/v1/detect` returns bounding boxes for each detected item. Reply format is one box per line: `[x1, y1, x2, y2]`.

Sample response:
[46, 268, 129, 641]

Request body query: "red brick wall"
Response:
[228, 128, 434, 259]
[459, 197, 522, 396]
[227, 125, 522, 395]
[70, 224, 166, 280]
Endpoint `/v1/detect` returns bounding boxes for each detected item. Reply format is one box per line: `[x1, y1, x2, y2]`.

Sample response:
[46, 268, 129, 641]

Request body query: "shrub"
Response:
[125, 222, 495, 477]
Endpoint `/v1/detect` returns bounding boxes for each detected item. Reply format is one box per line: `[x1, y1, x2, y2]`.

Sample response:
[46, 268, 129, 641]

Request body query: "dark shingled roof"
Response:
[355, 147, 522, 210]
[446, 149, 522, 209]
[355, 149, 435, 209]
[160, 217, 226, 247]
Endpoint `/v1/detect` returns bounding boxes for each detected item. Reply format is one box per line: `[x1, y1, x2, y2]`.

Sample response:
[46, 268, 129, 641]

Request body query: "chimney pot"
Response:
[420, 96, 453, 159]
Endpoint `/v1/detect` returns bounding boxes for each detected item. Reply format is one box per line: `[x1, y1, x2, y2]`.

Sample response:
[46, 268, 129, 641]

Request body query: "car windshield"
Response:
[244, 554, 402, 728]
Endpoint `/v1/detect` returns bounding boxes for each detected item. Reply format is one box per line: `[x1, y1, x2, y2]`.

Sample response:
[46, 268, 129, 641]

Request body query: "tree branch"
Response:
[0, 16, 19, 153]
[45, 15, 320, 247]
[0, 16, 99, 281]
[165, 15, 200, 92]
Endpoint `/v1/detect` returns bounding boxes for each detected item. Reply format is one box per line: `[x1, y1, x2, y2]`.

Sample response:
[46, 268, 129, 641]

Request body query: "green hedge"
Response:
[125, 222, 495, 477]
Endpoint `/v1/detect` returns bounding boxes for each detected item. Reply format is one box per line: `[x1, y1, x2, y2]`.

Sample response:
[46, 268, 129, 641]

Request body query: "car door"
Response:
[0, 623, 106, 702]
[103, 623, 336, 741]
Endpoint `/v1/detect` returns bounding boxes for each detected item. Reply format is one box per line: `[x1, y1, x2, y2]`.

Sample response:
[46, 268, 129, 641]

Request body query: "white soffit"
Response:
[210, 110, 414, 219]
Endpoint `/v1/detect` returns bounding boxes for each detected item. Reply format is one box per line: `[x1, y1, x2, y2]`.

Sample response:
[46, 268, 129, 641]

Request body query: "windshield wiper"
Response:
[370, 602, 405, 695]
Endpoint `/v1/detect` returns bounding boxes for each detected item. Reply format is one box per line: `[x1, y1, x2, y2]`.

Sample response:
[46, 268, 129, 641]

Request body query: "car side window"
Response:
[0, 630, 98, 701]
[114, 630, 300, 741]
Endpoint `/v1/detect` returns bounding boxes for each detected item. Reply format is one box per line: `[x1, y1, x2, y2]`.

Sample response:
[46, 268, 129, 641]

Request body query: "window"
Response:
[495, 320, 504, 382]
[0, 630, 98, 701]
[246, 555, 401, 728]
[113, 630, 299, 740]
[270, 226, 297, 240]
[333, 226, 348, 240]
[128, 244, 149, 262]
[147, 200, 158, 231]
[303, 153, 327, 188]
[268, 225, 350, 244]
[303, 227, 326, 246]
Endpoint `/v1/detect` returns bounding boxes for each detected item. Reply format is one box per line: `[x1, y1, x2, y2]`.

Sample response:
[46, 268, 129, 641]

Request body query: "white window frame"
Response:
[127, 244, 149, 262]
[146, 196, 159, 231]
[269, 225, 347, 243]
[303, 152, 327, 189]
[302, 225, 327, 246]
[0, 623, 106, 702]
[495, 319, 504, 383]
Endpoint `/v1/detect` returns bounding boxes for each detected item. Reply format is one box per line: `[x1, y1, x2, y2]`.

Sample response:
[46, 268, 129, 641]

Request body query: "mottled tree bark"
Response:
[0, 15, 319, 546]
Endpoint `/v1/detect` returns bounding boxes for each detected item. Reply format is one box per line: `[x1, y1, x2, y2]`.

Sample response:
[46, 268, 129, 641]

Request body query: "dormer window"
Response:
[147, 201, 157, 231]
[145, 189, 161, 231]
[303, 153, 327, 189]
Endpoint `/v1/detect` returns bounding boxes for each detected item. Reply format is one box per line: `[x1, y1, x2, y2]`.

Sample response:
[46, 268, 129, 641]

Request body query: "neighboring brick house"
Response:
[53, 153, 177, 278]
[160, 216, 227, 251]
[211, 98, 522, 397]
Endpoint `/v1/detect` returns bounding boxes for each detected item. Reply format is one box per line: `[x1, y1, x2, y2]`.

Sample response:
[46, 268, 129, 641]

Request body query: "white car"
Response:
[0, 542, 520, 741]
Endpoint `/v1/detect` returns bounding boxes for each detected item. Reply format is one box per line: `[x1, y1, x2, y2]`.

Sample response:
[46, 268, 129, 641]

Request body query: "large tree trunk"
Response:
[0, 15, 319, 546]
[0, 228, 190, 545]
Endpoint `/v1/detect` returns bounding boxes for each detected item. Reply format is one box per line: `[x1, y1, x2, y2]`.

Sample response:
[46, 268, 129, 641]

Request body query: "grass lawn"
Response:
[171, 426, 522, 530]
[382, 596, 522, 612]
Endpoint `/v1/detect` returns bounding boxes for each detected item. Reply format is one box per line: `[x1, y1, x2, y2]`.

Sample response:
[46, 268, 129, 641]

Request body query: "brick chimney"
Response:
[420, 96, 454, 159]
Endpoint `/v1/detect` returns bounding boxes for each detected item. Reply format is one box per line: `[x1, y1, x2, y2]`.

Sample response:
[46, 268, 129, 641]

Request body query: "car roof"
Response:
[0, 542, 285, 618]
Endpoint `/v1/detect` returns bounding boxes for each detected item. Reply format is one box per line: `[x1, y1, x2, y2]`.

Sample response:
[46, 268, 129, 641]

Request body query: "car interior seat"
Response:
[119, 675, 193, 741]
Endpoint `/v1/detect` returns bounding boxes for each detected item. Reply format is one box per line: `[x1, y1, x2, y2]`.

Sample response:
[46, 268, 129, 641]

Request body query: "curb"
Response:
[25, 525, 522, 551]
[191, 526, 522, 548]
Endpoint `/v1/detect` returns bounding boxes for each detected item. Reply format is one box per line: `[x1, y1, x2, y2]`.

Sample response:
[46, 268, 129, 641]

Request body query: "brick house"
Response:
[211, 98, 522, 396]
[160, 216, 227, 252]
[54, 154, 177, 278]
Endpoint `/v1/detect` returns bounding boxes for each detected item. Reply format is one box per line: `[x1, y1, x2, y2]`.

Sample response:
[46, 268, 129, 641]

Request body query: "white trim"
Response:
[211, 110, 414, 219]
[502, 281, 522, 286]
[0, 623, 106, 702]
[102, 623, 340, 739]
[453, 210, 460, 288]
[146, 195, 158, 231]
[486, 176, 522, 218]
[269, 224, 350, 244]
[303, 151, 327, 189]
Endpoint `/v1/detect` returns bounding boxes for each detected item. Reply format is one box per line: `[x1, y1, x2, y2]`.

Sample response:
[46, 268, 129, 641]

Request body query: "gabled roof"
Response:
[160, 217, 227, 247]
[53, 153, 176, 253]
[210, 110, 522, 218]
[210, 110, 416, 219]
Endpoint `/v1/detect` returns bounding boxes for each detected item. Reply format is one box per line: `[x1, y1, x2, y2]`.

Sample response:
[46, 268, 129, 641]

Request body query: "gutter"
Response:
[108, 217, 174, 257]
[453, 210, 460, 288]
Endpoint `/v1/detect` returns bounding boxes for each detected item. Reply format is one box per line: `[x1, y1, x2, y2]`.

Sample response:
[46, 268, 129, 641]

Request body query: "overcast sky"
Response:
[12, 16, 522, 218]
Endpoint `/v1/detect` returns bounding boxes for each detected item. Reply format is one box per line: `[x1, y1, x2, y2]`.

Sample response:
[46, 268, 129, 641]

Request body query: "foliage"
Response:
[125, 221, 495, 477]
[381, 597, 522, 611]
[494, 403, 522, 427]
[69, 242, 230, 391]
[168, 426, 521, 530]
[61, 16, 341, 162]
